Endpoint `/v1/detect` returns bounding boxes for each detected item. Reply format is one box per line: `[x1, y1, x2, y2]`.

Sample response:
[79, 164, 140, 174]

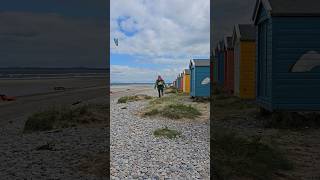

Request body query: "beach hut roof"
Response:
[183, 69, 190, 75]
[215, 43, 220, 52]
[224, 36, 233, 49]
[234, 24, 256, 42]
[217, 40, 224, 51]
[252, 0, 320, 23]
[189, 59, 210, 68]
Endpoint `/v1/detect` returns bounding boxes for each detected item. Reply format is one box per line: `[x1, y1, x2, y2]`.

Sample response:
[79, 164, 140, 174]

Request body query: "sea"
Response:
[0, 68, 108, 79]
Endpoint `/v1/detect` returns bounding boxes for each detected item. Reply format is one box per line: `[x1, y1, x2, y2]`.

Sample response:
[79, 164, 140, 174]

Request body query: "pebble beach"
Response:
[110, 86, 210, 179]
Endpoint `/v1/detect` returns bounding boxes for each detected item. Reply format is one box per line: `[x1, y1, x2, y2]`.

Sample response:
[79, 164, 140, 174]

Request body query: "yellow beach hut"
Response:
[183, 69, 190, 94]
[232, 24, 257, 99]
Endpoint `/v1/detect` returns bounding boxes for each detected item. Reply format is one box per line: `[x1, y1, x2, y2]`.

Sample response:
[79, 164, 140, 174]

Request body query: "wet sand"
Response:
[0, 77, 109, 179]
[110, 84, 156, 100]
[0, 77, 107, 97]
[0, 77, 108, 122]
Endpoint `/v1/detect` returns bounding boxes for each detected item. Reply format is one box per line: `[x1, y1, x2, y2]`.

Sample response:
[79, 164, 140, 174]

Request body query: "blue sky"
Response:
[110, 0, 210, 83]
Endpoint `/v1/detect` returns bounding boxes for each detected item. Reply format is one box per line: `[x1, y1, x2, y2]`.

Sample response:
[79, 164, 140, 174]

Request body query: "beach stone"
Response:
[111, 90, 210, 179]
[0, 96, 108, 179]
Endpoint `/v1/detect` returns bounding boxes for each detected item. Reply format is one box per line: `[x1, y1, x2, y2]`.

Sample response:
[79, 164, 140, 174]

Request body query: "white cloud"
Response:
[111, 64, 187, 83]
[110, 0, 210, 82]
[119, 17, 140, 33]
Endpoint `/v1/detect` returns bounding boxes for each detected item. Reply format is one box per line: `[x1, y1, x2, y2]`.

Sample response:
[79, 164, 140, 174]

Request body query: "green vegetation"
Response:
[142, 94, 201, 119]
[263, 111, 320, 129]
[153, 127, 181, 139]
[214, 95, 256, 110]
[212, 128, 293, 180]
[164, 86, 178, 94]
[117, 95, 152, 103]
[24, 104, 108, 133]
[161, 104, 201, 119]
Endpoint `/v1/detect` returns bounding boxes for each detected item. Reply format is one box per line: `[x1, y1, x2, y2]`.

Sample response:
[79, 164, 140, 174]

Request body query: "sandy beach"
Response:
[0, 77, 109, 179]
[110, 85, 210, 179]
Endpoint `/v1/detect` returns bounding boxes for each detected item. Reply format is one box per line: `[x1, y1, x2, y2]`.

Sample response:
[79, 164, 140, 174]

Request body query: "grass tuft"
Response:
[24, 104, 108, 133]
[153, 127, 181, 139]
[143, 102, 201, 119]
[212, 128, 293, 180]
[214, 96, 256, 110]
[117, 95, 152, 103]
[142, 94, 202, 119]
[162, 104, 201, 119]
[164, 86, 179, 94]
[263, 111, 320, 129]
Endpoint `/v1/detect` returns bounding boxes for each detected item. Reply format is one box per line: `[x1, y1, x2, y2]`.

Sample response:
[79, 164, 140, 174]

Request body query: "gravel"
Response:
[0, 97, 108, 180]
[110, 94, 210, 179]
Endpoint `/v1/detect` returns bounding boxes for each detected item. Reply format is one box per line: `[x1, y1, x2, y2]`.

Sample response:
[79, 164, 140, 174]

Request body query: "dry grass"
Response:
[24, 104, 108, 133]
[154, 127, 181, 139]
[212, 94, 320, 180]
[212, 127, 292, 180]
[117, 94, 152, 103]
[142, 94, 201, 119]
[164, 86, 178, 94]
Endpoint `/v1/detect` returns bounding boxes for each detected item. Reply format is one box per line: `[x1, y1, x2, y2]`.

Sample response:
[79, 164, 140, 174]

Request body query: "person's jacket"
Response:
[154, 80, 166, 89]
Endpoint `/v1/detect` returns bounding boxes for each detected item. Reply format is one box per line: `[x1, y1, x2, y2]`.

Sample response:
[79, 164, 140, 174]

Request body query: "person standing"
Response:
[154, 75, 166, 98]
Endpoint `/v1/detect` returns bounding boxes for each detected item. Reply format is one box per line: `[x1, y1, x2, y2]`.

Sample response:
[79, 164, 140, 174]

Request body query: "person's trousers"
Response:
[158, 88, 164, 97]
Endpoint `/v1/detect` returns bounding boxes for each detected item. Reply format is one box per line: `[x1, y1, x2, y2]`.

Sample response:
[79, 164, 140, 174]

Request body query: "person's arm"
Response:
[154, 81, 157, 89]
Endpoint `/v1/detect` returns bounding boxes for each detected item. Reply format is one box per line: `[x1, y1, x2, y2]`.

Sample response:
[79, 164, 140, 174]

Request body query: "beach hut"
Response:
[223, 36, 234, 94]
[232, 24, 256, 99]
[252, 0, 320, 111]
[213, 50, 218, 83]
[189, 59, 211, 97]
[216, 41, 225, 87]
[180, 73, 184, 91]
[176, 75, 181, 90]
[183, 69, 191, 94]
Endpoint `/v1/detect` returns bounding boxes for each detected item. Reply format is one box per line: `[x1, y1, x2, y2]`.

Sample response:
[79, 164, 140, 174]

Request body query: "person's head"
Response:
[157, 75, 163, 81]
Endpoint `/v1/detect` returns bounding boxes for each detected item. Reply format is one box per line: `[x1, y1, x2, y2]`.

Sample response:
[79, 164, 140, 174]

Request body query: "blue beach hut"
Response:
[177, 74, 181, 90]
[189, 59, 211, 97]
[253, 0, 320, 111]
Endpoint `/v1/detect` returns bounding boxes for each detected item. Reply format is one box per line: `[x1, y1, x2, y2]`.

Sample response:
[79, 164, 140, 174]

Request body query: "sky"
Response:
[0, 0, 107, 68]
[213, 0, 256, 46]
[110, 0, 210, 83]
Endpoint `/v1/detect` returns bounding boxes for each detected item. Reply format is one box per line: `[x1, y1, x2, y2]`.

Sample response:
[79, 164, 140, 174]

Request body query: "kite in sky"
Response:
[114, 38, 118, 46]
